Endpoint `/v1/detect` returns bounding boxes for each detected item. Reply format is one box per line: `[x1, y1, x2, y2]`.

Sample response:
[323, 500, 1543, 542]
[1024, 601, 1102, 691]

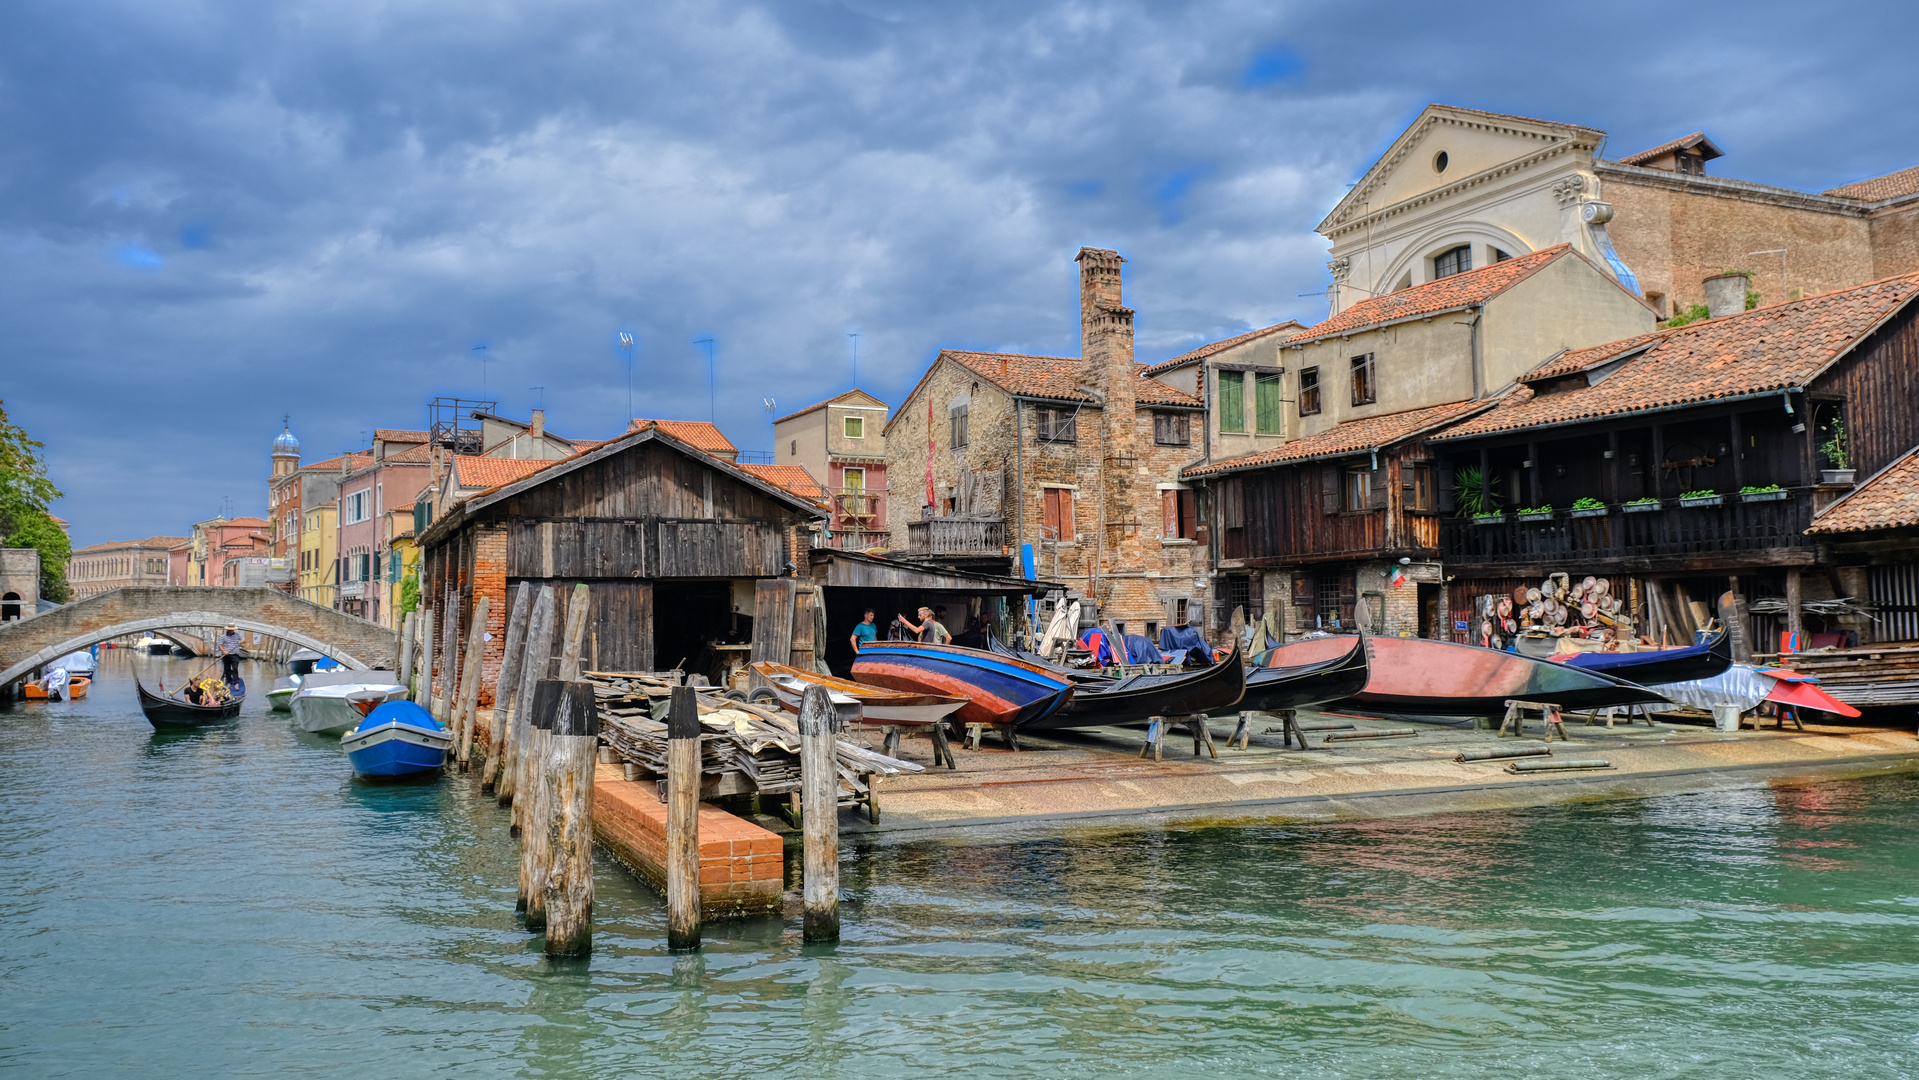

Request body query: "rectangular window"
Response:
[843, 416, 864, 439]
[1043, 488, 1075, 542]
[389, 551, 402, 581]
[1217, 371, 1246, 433]
[842, 467, 864, 490]
[1153, 412, 1191, 446]
[1037, 407, 1077, 443]
[1344, 467, 1372, 512]
[1410, 464, 1436, 512]
[1350, 353, 1376, 406]
[343, 489, 370, 524]
[1160, 489, 1198, 539]
[1255, 372, 1283, 433]
[950, 404, 968, 449]
[1298, 367, 1321, 416]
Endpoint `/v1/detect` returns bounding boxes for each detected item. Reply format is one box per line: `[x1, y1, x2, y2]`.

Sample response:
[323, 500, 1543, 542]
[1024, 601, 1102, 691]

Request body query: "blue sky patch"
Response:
[1244, 47, 1303, 88]
[116, 245, 164, 270]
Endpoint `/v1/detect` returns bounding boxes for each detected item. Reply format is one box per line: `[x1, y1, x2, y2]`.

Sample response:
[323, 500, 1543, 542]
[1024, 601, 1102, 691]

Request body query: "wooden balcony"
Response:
[1440, 491, 1816, 572]
[815, 527, 892, 551]
[906, 518, 1005, 556]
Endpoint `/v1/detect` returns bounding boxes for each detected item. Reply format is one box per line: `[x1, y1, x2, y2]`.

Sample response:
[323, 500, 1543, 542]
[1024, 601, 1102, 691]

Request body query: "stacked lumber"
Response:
[1776, 644, 1919, 706]
[585, 671, 923, 796]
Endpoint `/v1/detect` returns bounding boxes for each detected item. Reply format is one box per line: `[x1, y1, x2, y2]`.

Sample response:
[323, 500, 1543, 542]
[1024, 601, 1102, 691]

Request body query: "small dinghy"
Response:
[290, 670, 406, 736]
[137, 674, 243, 728]
[341, 700, 450, 779]
[266, 674, 301, 713]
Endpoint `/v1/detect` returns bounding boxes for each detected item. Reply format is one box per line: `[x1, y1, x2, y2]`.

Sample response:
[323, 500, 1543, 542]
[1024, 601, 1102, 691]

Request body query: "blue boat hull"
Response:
[851, 641, 1074, 727]
[344, 726, 449, 776]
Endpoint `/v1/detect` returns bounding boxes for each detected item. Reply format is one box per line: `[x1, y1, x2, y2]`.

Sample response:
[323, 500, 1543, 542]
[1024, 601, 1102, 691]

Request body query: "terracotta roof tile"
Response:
[1823, 163, 1919, 203]
[373, 429, 429, 443]
[942, 350, 1202, 407]
[1184, 399, 1491, 477]
[225, 517, 268, 527]
[739, 464, 831, 505]
[1143, 321, 1307, 375]
[1808, 449, 1919, 534]
[452, 455, 560, 490]
[1438, 273, 1919, 441]
[1616, 132, 1721, 167]
[629, 419, 737, 454]
[73, 536, 189, 553]
[1286, 246, 1572, 345]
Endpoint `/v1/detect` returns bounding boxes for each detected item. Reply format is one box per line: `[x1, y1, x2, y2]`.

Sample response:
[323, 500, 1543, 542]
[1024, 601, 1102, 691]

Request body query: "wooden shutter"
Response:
[1043, 489, 1060, 540]
[1367, 467, 1389, 510]
[751, 579, 796, 666]
[1162, 490, 1178, 537]
[1179, 489, 1198, 539]
[1437, 462, 1455, 513]
[1320, 465, 1340, 515]
[1058, 489, 1075, 541]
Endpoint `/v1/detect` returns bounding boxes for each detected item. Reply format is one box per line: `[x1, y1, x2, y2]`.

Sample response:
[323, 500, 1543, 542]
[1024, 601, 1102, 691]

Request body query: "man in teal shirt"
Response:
[850, 609, 878, 652]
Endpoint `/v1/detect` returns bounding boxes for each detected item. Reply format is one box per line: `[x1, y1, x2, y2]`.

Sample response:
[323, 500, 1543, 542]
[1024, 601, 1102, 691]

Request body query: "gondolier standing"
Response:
[217, 624, 245, 685]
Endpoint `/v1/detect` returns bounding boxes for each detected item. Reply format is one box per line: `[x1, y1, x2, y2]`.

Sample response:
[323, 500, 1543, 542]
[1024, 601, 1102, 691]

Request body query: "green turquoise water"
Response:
[4, 654, 1918, 1078]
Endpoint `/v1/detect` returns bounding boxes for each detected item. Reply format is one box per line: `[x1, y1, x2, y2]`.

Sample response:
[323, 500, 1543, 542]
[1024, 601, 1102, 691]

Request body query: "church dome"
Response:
[272, 426, 300, 455]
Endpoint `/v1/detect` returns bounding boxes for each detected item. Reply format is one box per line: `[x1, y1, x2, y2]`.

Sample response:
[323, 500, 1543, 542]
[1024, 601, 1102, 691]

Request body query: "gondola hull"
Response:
[1238, 635, 1373, 713]
[1021, 644, 1245, 730]
[1563, 631, 1733, 686]
[1258, 634, 1665, 714]
[851, 641, 1074, 728]
[136, 678, 242, 728]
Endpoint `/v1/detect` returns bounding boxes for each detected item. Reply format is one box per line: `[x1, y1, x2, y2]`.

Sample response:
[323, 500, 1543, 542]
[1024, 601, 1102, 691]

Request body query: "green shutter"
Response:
[1218, 371, 1246, 433]
[1255, 373, 1282, 434]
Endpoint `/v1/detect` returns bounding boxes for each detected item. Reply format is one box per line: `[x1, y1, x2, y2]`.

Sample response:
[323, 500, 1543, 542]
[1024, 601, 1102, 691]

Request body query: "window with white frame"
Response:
[343, 489, 370, 524]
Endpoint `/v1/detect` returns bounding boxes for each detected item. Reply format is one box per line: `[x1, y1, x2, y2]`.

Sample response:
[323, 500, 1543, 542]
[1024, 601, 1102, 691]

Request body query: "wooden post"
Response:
[558, 584, 590, 680]
[502, 586, 556, 812]
[798, 684, 840, 943]
[929, 722, 955, 770]
[666, 684, 703, 951]
[1786, 568, 1804, 644]
[440, 590, 461, 721]
[398, 610, 417, 699]
[544, 679, 598, 956]
[520, 680, 561, 926]
[419, 609, 435, 709]
[1526, 441, 1540, 507]
[1607, 430, 1621, 502]
[1729, 413, 1744, 490]
[483, 584, 534, 793]
[455, 596, 490, 770]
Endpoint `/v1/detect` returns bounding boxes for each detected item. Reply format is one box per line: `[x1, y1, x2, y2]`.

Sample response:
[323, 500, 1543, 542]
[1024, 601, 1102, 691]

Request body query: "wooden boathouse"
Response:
[417, 424, 829, 697]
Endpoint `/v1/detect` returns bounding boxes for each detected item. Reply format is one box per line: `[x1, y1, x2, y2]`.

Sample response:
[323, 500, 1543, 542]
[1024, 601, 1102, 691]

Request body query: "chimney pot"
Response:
[1703, 273, 1749, 319]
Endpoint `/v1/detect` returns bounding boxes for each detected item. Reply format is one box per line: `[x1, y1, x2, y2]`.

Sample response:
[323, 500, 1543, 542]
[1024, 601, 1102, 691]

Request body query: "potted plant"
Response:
[1454, 465, 1505, 524]
[1622, 497, 1661, 513]
[1516, 504, 1555, 522]
[1569, 496, 1608, 518]
[1820, 416, 1855, 485]
[1678, 489, 1722, 508]
[1740, 483, 1788, 503]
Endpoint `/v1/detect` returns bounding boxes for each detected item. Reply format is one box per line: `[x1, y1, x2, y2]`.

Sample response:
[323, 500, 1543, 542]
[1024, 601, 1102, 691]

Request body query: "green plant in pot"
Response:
[1820, 415, 1854, 484]
[1454, 466, 1503, 518]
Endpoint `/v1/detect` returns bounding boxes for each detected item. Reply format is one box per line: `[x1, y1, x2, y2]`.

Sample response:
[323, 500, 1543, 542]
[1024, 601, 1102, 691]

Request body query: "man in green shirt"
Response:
[850, 609, 878, 652]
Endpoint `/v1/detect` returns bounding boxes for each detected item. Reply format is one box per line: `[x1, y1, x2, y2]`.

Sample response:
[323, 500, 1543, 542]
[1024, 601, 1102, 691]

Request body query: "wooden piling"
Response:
[520, 680, 561, 924]
[544, 679, 598, 956]
[482, 584, 533, 793]
[666, 684, 702, 951]
[557, 584, 590, 680]
[502, 586, 556, 813]
[798, 683, 841, 943]
[397, 610, 417, 700]
[453, 596, 490, 770]
[440, 591, 462, 721]
[419, 609, 435, 708]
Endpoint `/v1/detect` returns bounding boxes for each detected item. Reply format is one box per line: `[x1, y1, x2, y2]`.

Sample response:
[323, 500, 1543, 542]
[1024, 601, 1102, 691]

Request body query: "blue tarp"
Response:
[1159, 625, 1213, 666]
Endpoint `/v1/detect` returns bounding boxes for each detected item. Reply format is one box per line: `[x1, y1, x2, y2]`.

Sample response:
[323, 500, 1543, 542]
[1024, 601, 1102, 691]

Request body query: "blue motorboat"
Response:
[340, 700, 451, 778]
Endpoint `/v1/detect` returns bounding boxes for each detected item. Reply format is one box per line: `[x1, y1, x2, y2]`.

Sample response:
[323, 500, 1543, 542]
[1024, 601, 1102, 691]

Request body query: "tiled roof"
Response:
[1437, 273, 1919, 440]
[773, 389, 889, 424]
[1824, 163, 1919, 203]
[941, 351, 1203, 407]
[1183, 399, 1491, 477]
[1616, 132, 1721, 167]
[629, 419, 737, 454]
[452, 455, 559, 490]
[373, 429, 429, 443]
[1808, 449, 1919, 534]
[1286, 246, 1572, 345]
[73, 536, 188, 553]
[1143, 321, 1307, 375]
[226, 517, 268, 527]
[739, 464, 831, 505]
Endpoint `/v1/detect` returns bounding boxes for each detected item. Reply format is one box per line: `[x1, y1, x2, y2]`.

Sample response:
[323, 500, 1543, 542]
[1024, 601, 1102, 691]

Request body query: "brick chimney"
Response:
[530, 409, 545, 440]
[1076, 246, 1143, 577]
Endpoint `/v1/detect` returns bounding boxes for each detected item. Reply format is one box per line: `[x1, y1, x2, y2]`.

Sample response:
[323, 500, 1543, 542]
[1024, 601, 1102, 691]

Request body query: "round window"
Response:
[1433, 151, 1449, 174]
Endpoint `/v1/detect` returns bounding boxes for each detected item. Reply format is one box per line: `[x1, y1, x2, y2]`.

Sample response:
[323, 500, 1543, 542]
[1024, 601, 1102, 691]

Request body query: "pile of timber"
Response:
[1776, 644, 1919, 707]
[585, 671, 923, 797]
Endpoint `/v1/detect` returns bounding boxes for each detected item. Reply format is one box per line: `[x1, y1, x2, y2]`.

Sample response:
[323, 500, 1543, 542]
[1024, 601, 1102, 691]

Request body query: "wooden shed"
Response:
[418, 425, 828, 697]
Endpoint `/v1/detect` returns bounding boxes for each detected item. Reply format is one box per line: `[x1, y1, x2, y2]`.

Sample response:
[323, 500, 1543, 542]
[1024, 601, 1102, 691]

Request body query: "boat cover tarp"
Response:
[1648, 664, 1860, 716]
[1158, 626, 1213, 666]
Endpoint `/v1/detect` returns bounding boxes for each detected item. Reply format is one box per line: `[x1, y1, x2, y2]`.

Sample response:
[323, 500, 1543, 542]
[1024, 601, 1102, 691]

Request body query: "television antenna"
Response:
[763, 397, 777, 454]
[618, 332, 635, 423]
[471, 344, 488, 393]
[848, 333, 860, 385]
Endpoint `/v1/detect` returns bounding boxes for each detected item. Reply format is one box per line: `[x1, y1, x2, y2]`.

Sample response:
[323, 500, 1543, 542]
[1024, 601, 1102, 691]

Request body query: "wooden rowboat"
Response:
[749, 661, 969, 727]
[851, 641, 1075, 728]
[1258, 635, 1664, 714]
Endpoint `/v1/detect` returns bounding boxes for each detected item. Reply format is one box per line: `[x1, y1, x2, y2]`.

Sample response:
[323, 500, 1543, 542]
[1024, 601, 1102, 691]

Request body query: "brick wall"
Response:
[591, 764, 783, 918]
[470, 523, 508, 706]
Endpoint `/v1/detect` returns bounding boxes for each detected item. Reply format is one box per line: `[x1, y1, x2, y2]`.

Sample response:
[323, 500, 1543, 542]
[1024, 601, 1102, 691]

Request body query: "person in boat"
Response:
[184, 681, 205, 705]
[217, 624, 244, 686]
[850, 609, 879, 653]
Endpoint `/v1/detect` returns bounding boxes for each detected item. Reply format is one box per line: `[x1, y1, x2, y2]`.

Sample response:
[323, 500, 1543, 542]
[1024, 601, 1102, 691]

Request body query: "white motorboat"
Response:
[267, 674, 301, 713]
[290, 670, 407, 735]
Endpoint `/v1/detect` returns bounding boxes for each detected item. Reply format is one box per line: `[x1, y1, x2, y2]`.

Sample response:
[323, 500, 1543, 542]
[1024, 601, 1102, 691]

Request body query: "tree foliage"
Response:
[0, 399, 70, 603]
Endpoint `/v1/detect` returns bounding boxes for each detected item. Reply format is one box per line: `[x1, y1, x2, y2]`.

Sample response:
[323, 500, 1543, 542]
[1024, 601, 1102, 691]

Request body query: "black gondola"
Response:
[1561, 630, 1734, 686]
[1237, 632, 1372, 713]
[1016, 643, 1246, 730]
[136, 675, 243, 728]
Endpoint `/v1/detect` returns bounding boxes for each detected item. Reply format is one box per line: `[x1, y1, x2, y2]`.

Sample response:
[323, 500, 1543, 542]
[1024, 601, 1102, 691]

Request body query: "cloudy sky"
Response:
[7, 0, 1918, 547]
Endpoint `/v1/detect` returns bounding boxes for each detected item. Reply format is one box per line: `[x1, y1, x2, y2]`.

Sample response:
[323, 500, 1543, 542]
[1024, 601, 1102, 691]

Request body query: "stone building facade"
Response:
[67, 537, 186, 599]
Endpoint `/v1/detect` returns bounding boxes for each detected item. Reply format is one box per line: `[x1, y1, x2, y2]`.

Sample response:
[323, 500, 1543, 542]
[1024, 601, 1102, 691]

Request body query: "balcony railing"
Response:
[831, 490, 884, 526]
[815, 527, 892, 551]
[1440, 491, 1815, 568]
[906, 517, 1005, 556]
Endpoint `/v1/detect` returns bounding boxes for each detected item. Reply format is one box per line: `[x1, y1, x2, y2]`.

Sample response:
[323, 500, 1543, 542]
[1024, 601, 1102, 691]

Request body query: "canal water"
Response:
[3, 653, 1917, 1079]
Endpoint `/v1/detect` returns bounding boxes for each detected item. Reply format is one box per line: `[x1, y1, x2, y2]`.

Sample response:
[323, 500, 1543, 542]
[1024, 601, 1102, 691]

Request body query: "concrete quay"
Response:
[836, 710, 1919, 840]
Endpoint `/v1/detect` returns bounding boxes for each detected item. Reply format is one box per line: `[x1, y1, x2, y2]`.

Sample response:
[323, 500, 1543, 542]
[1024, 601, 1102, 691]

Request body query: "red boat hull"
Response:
[1260, 635, 1663, 714]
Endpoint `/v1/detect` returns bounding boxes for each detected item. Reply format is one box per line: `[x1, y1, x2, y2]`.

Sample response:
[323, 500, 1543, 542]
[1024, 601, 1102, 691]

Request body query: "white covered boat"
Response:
[290, 670, 407, 735]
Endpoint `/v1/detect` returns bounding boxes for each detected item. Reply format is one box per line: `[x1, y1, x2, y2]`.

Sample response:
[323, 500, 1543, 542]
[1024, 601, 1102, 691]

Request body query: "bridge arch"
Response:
[0, 614, 374, 689]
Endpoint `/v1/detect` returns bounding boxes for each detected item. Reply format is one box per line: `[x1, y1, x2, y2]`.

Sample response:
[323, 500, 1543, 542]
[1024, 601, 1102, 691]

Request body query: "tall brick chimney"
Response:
[1076, 246, 1142, 579]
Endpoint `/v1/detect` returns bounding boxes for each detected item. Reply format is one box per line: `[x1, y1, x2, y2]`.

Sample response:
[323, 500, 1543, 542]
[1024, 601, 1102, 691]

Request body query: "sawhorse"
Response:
[883, 724, 959, 769]
[963, 722, 1020, 752]
[1230, 708, 1305, 749]
[1500, 699, 1570, 742]
[1578, 704, 1660, 729]
[1140, 714, 1218, 761]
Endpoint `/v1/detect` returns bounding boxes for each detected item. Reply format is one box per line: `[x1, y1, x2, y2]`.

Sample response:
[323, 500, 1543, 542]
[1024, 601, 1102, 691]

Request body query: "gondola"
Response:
[850, 640, 1075, 728]
[1238, 633, 1372, 713]
[1561, 630, 1734, 686]
[136, 674, 243, 728]
[1018, 642, 1245, 730]
[1256, 634, 1665, 715]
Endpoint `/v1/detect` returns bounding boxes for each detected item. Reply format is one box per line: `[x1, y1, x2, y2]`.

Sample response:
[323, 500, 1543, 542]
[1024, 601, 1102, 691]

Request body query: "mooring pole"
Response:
[397, 610, 417, 700]
[418, 608, 435, 708]
[520, 679, 560, 925]
[544, 679, 598, 957]
[455, 596, 490, 770]
[666, 684, 702, 951]
[799, 683, 841, 943]
[483, 584, 533, 793]
[502, 585, 556, 813]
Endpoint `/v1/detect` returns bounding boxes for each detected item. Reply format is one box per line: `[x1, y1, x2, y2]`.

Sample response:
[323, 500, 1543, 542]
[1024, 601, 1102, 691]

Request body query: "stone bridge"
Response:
[0, 587, 400, 689]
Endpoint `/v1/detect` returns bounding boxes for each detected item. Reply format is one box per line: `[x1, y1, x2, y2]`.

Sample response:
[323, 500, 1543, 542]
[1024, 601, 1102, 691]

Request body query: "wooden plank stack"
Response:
[1776, 645, 1919, 706]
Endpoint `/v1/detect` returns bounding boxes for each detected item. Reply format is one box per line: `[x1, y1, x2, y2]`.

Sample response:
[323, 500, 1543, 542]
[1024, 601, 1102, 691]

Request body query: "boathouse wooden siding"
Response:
[1222, 449, 1445, 567]
[1811, 303, 1919, 481]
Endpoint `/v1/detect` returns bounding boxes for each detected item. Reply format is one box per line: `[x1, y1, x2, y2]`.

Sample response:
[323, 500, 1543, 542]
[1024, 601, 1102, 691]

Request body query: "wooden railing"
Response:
[1441, 492, 1815, 568]
[815, 527, 892, 551]
[906, 518, 1005, 556]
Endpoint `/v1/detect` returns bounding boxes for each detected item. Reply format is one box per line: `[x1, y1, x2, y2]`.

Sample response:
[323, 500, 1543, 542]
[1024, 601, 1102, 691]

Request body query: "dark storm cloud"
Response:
[3, 0, 1916, 544]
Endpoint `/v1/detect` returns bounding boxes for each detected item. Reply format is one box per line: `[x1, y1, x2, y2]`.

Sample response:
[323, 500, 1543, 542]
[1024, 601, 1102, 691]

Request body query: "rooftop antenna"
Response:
[618, 331, 635, 424]
[472, 343, 488, 394]
[763, 396, 776, 454]
[848, 333, 860, 386]
[693, 338, 716, 422]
